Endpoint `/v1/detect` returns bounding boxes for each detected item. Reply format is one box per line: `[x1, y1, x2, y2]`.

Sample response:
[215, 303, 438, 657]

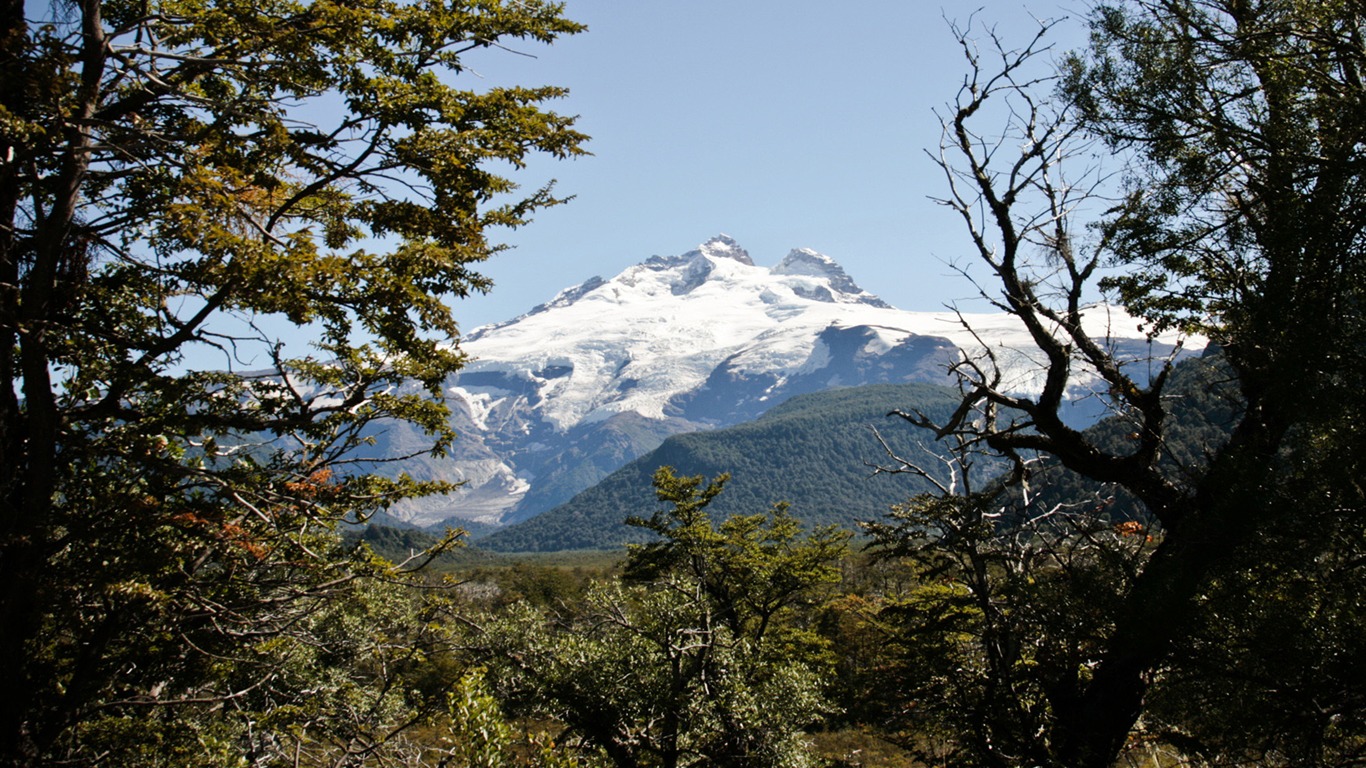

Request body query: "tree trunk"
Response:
[1056, 408, 1288, 767]
[0, 0, 35, 762]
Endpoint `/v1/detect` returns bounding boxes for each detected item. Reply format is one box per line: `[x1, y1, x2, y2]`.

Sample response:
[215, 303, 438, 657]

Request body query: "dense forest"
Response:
[2, 0, 1365, 766]
[478, 383, 972, 552]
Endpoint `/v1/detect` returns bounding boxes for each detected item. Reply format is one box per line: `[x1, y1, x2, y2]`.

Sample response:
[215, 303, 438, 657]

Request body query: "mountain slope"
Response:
[476, 383, 985, 551]
[378, 234, 1198, 531]
[480, 353, 1242, 553]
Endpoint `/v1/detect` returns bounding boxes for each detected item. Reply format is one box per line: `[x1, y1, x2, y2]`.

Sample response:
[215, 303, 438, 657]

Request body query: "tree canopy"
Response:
[0, 0, 585, 764]
[873, 1, 1366, 765]
[472, 468, 848, 768]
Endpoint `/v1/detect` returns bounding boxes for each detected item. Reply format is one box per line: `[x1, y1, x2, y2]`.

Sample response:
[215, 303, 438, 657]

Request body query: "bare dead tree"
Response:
[872, 12, 1344, 766]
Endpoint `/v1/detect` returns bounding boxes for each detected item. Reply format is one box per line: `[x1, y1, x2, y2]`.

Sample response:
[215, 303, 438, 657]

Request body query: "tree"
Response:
[0, 0, 586, 764]
[623, 468, 852, 646]
[865, 429, 1158, 767]
[892, 3, 1366, 766]
[473, 468, 849, 768]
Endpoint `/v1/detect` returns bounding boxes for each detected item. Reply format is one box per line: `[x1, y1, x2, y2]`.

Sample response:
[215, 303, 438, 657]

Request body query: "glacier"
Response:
[374, 234, 1201, 529]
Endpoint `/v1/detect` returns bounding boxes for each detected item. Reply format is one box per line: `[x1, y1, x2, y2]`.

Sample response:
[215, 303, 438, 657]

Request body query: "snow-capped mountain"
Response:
[378, 235, 1198, 529]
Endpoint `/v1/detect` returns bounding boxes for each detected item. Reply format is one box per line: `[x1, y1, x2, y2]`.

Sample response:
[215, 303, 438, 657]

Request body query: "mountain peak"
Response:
[391, 235, 1202, 531]
[774, 247, 846, 279]
[773, 247, 892, 308]
[691, 234, 754, 266]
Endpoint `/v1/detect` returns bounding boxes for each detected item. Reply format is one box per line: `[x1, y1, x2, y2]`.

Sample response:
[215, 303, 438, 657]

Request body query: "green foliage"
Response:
[0, 0, 585, 763]
[1064, 3, 1366, 761]
[481, 383, 968, 552]
[1068, 1, 1366, 350]
[626, 467, 851, 645]
[456, 559, 606, 612]
[443, 668, 602, 768]
[471, 468, 849, 768]
[1141, 367, 1366, 766]
[856, 350, 1366, 767]
[481, 583, 829, 768]
[886, 2, 1366, 764]
[50, 568, 489, 766]
[349, 522, 472, 570]
[1148, 526, 1366, 766]
[866, 488, 1156, 768]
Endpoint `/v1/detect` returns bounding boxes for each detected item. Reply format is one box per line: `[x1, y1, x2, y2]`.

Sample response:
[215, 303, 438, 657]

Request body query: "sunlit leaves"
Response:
[0, 0, 585, 763]
[473, 468, 847, 768]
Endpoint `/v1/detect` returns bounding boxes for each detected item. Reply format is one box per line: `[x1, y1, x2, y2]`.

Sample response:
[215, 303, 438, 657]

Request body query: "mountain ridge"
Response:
[365, 235, 1199, 532]
[477, 354, 1239, 553]
[476, 382, 974, 551]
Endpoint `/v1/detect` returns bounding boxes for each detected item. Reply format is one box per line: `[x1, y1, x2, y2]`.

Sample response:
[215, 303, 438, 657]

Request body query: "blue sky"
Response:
[452, 1, 1087, 332]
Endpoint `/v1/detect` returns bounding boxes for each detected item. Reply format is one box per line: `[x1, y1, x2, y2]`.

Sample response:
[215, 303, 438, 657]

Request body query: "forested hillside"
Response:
[477, 382, 970, 551]
[481, 347, 1242, 553]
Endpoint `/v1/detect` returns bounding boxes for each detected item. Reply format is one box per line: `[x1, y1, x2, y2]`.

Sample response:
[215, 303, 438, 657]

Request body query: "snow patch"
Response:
[420, 236, 1205, 529]
[450, 385, 508, 431]
[861, 325, 914, 356]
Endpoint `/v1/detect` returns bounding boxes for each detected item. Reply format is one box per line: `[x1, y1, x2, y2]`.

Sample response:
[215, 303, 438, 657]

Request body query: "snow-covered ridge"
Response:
[688, 232, 754, 265]
[773, 247, 891, 307]
[459, 236, 1189, 432]
[458, 235, 903, 430]
[389, 235, 1200, 529]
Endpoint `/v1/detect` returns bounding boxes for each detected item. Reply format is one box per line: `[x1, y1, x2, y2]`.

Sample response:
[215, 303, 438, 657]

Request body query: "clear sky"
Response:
[451, 1, 1088, 333]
